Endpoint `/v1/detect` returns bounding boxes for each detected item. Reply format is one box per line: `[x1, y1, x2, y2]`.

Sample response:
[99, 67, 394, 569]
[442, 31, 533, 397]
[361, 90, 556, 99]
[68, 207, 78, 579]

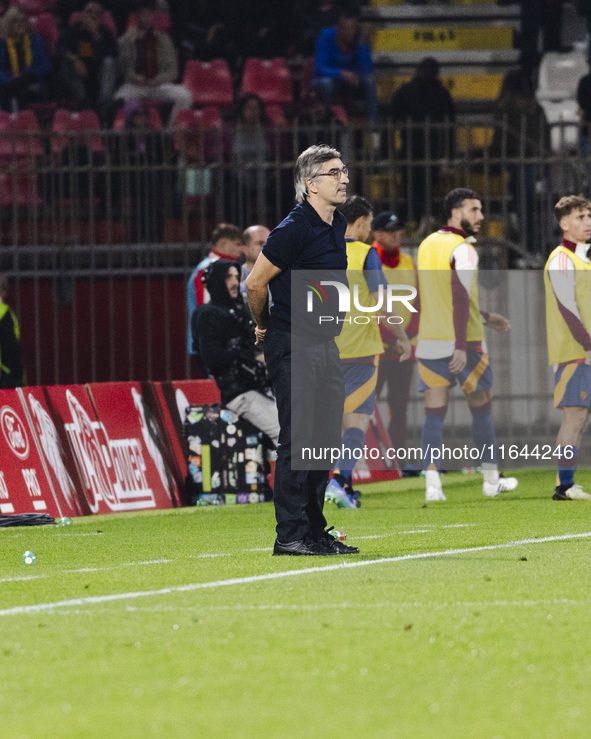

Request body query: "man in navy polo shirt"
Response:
[246, 144, 360, 556]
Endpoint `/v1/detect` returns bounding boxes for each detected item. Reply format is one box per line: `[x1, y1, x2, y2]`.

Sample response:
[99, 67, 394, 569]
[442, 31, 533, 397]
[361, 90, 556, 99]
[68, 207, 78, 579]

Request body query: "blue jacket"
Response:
[0, 33, 50, 87]
[313, 25, 373, 80]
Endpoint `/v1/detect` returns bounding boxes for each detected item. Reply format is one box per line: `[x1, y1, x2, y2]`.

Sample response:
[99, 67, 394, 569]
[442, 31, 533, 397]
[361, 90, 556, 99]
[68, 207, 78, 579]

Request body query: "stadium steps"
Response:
[362, 2, 520, 116]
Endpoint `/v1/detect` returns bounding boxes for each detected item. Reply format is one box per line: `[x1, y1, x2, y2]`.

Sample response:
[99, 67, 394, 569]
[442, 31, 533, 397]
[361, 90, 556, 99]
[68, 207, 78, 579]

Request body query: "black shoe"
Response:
[552, 485, 571, 501]
[273, 537, 336, 556]
[316, 527, 360, 554]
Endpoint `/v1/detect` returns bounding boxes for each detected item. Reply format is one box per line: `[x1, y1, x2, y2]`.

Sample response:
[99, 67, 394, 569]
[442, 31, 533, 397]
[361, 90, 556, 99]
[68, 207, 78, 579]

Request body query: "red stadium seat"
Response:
[299, 56, 315, 100]
[28, 12, 58, 55]
[174, 106, 223, 163]
[68, 9, 117, 37]
[331, 104, 349, 125]
[0, 172, 41, 208]
[51, 109, 103, 157]
[10, 0, 55, 15]
[239, 57, 294, 105]
[127, 10, 170, 33]
[182, 59, 234, 109]
[113, 104, 162, 131]
[0, 109, 43, 165]
[265, 103, 288, 126]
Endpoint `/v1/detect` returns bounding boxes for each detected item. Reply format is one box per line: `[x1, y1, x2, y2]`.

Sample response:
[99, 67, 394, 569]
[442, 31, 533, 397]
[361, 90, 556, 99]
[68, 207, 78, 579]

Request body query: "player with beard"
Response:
[416, 188, 518, 502]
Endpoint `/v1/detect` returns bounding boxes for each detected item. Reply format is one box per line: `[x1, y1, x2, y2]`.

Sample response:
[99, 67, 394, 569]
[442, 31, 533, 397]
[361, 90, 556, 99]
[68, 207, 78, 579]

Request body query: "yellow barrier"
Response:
[374, 26, 514, 51]
[378, 74, 503, 102]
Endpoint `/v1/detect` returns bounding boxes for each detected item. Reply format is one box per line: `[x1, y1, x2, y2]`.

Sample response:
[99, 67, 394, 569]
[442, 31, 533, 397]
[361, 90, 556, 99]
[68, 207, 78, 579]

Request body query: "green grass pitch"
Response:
[2, 468, 591, 738]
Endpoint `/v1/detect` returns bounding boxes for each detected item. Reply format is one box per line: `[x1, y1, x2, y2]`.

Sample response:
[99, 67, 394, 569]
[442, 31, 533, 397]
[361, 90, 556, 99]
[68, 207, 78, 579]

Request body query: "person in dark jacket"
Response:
[191, 259, 279, 447]
[391, 57, 456, 227]
[57, 2, 118, 118]
[0, 273, 25, 389]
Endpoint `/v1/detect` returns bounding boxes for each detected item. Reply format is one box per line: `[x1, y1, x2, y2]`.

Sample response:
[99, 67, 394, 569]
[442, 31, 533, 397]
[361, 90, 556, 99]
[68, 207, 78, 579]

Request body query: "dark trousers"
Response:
[264, 328, 344, 542]
[376, 357, 415, 452]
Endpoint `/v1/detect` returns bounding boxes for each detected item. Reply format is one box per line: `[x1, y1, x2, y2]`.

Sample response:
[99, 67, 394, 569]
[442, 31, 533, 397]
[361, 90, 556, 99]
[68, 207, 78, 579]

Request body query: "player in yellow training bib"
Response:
[544, 195, 591, 501]
[326, 195, 411, 508]
[417, 188, 518, 502]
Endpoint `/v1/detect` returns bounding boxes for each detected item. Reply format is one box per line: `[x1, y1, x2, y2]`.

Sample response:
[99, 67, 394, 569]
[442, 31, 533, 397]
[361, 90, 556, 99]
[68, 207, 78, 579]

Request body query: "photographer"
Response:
[191, 259, 279, 447]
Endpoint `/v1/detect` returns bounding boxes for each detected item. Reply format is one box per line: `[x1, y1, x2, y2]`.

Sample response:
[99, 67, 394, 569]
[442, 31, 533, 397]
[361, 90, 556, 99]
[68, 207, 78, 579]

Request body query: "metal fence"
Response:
[1, 117, 588, 437]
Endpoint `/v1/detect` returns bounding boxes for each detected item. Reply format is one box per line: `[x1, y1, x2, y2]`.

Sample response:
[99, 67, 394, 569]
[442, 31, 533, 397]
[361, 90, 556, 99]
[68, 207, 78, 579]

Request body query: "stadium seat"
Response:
[265, 103, 288, 126]
[0, 109, 43, 165]
[331, 104, 349, 125]
[127, 10, 170, 33]
[113, 104, 162, 131]
[0, 172, 41, 208]
[537, 49, 589, 101]
[28, 12, 58, 55]
[174, 107, 223, 163]
[240, 58, 294, 105]
[536, 50, 589, 152]
[299, 56, 315, 100]
[50, 109, 103, 157]
[68, 9, 117, 37]
[182, 60, 233, 109]
[10, 0, 55, 15]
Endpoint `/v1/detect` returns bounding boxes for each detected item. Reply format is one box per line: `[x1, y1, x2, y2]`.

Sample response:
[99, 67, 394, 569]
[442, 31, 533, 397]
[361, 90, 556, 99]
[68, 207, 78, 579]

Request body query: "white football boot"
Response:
[482, 474, 519, 498]
[425, 469, 446, 501]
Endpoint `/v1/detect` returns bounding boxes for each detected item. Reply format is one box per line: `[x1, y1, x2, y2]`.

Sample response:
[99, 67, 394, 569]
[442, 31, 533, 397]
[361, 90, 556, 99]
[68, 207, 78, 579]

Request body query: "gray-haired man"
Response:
[246, 144, 360, 556]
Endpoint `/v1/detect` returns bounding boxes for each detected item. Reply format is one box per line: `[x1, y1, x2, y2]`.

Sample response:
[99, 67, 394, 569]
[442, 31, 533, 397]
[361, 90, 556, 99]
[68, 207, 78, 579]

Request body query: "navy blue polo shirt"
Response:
[263, 199, 348, 337]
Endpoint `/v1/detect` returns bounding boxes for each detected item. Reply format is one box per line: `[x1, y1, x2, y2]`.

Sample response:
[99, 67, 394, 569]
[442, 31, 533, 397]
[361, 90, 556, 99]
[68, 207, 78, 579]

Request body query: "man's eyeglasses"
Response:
[315, 167, 349, 180]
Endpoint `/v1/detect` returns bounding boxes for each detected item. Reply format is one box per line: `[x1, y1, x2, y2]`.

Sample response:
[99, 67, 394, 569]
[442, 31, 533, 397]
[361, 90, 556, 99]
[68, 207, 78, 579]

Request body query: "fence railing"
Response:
[0, 116, 588, 259]
[2, 116, 589, 441]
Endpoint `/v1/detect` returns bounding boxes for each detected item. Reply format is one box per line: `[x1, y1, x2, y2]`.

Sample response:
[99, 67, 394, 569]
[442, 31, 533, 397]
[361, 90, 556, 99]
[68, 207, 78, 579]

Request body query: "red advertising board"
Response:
[19, 386, 86, 517]
[351, 405, 401, 485]
[87, 382, 182, 510]
[0, 389, 72, 517]
[0, 378, 252, 520]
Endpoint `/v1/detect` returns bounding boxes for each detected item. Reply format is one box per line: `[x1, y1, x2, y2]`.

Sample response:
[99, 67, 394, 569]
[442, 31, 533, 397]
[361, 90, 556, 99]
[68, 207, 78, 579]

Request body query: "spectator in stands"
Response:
[115, 0, 192, 128]
[489, 69, 550, 257]
[295, 88, 343, 151]
[56, 0, 133, 36]
[577, 70, 591, 147]
[114, 99, 175, 243]
[191, 259, 279, 448]
[240, 224, 270, 299]
[230, 94, 278, 221]
[294, 0, 340, 56]
[391, 57, 455, 231]
[520, 0, 566, 79]
[0, 8, 50, 112]
[57, 2, 118, 120]
[311, 5, 378, 123]
[186, 223, 245, 374]
[174, 1, 239, 66]
[0, 273, 25, 389]
[234, 0, 291, 62]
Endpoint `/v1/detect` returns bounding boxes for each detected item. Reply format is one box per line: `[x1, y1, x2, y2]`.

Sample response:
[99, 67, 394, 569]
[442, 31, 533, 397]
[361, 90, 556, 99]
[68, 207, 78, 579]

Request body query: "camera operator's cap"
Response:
[372, 211, 402, 232]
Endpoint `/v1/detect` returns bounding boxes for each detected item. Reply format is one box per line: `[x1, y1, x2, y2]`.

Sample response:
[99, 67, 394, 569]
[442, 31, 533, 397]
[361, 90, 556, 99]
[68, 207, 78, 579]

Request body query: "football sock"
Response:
[334, 427, 366, 486]
[422, 406, 446, 471]
[470, 400, 497, 466]
[558, 445, 578, 488]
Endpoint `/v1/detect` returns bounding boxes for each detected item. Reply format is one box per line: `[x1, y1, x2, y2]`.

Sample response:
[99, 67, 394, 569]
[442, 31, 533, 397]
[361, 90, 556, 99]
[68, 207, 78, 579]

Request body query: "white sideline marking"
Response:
[65, 559, 173, 573]
[0, 575, 48, 583]
[35, 597, 586, 616]
[399, 529, 432, 535]
[1, 531, 591, 617]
